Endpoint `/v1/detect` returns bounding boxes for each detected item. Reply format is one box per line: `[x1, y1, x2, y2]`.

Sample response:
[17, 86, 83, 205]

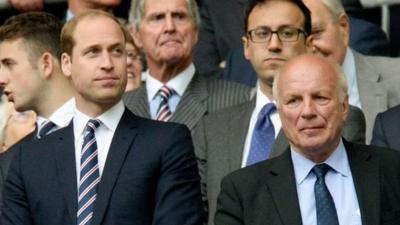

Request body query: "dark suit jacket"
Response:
[1, 109, 204, 225]
[214, 140, 400, 225]
[371, 104, 400, 151]
[0, 132, 36, 213]
[123, 73, 252, 132]
[193, 99, 366, 225]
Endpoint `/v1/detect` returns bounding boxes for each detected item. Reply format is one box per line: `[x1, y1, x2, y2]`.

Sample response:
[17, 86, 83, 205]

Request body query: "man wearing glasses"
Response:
[193, 0, 366, 224]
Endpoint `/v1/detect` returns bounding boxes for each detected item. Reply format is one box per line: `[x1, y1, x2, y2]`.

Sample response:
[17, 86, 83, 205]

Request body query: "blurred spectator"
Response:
[7, 0, 44, 12]
[0, 95, 36, 153]
[2, 103, 36, 151]
[124, 27, 144, 92]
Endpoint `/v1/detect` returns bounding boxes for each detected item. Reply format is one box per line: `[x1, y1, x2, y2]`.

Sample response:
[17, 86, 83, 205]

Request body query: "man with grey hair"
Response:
[214, 54, 400, 225]
[123, 0, 251, 132]
[303, 0, 400, 143]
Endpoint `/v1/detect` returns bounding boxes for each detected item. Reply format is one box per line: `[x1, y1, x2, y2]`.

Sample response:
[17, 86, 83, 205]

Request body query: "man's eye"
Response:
[314, 96, 329, 104]
[286, 98, 301, 108]
[280, 29, 295, 38]
[254, 29, 269, 38]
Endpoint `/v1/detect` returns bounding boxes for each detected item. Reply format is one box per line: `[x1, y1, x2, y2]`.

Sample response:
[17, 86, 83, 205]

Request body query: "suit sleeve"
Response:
[1, 147, 34, 225]
[214, 175, 244, 225]
[153, 124, 205, 225]
[192, 118, 209, 222]
[371, 112, 389, 147]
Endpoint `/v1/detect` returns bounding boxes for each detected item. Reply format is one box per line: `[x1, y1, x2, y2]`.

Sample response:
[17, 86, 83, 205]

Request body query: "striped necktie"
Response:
[156, 85, 175, 122]
[77, 119, 101, 225]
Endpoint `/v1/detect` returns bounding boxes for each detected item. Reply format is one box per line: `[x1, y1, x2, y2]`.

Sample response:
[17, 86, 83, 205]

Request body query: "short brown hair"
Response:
[0, 12, 63, 63]
[61, 10, 127, 56]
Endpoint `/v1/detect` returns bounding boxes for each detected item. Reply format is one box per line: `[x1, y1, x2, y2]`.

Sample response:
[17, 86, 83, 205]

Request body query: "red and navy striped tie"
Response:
[156, 86, 175, 122]
[77, 119, 101, 225]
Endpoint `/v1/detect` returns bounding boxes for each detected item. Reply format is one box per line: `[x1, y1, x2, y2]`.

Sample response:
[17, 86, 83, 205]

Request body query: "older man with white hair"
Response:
[303, 0, 400, 142]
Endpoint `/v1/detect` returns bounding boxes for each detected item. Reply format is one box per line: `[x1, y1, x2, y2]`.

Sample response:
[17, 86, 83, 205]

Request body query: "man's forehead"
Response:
[72, 16, 124, 46]
[248, 1, 305, 29]
[143, 0, 189, 15]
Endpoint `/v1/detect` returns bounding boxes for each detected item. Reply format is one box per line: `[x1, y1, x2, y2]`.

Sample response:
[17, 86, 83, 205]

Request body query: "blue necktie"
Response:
[37, 120, 57, 139]
[312, 163, 339, 225]
[77, 119, 101, 225]
[246, 103, 276, 166]
[156, 85, 175, 122]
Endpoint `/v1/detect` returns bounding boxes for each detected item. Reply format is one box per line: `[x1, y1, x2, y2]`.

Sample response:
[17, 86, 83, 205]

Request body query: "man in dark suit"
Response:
[1, 10, 204, 225]
[215, 54, 400, 225]
[193, 1, 366, 223]
[123, 0, 251, 132]
[0, 12, 75, 211]
[371, 105, 400, 151]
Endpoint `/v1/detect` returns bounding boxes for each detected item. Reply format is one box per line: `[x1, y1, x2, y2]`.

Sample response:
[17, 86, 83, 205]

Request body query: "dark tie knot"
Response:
[86, 119, 101, 132]
[312, 163, 331, 179]
[37, 120, 57, 138]
[158, 86, 175, 100]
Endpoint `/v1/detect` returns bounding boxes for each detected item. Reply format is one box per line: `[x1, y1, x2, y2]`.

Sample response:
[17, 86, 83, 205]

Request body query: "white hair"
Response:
[129, 0, 200, 29]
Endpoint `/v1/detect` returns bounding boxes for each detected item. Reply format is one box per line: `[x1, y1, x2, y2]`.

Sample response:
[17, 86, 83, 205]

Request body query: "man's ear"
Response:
[61, 53, 72, 78]
[131, 24, 143, 49]
[242, 36, 251, 60]
[305, 35, 314, 54]
[337, 13, 350, 47]
[39, 52, 54, 80]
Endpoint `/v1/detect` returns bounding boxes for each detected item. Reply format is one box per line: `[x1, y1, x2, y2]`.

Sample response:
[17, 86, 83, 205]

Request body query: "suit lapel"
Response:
[92, 110, 139, 225]
[228, 100, 255, 170]
[353, 51, 386, 141]
[126, 86, 151, 118]
[270, 129, 289, 158]
[54, 123, 78, 222]
[345, 141, 380, 225]
[171, 73, 208, 130]
[264, 150, 303, 225]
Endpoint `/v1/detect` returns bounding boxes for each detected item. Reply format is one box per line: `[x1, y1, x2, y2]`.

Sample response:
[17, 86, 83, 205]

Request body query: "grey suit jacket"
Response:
[193, 99, 366, 225]
[353, 51, 400, 142]
[214, 140, 400, 225]
[123, 73, 252, 132]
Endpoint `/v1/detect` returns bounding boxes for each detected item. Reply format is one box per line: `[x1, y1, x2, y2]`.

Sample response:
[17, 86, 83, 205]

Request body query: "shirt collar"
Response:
[146, 63, 195, 101]
[291, 139, 350, 185]
[36, 98, 75, 128]
[73, 100, 125, 138]
[254, 84, 276, 114]
[342, 47, 356, 82]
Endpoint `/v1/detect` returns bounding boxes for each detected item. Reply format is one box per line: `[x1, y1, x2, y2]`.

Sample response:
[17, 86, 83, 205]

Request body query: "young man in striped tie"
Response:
[1, 10, 204, 225]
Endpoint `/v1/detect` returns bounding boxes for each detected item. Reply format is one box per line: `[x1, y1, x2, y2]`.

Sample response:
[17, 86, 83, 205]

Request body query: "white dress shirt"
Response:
[343, 48, 362, 108]
[241, 85, 281, 167]
[146, 64, 195, 119]
[73, 100, 125, 186]
[291, 140, 362, 225]
[36, 98, 75, 136]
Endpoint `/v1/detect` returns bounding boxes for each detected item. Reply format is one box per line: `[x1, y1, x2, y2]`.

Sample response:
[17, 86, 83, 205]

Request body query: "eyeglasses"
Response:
[247, 26, 307, 43]
[127, 51, 142, 61]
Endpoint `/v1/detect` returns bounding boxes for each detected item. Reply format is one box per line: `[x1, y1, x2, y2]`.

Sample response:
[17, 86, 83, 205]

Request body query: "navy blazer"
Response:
[1, 108, 204, 225]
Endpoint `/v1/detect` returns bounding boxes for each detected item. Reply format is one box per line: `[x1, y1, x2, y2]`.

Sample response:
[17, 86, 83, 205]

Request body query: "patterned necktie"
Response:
[77, 119, 101, 225]
[37, 120, 57, 139]
[246, 103, 276, 166]
[312, 163, 339, 225]
[156, 85, 175, 122]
